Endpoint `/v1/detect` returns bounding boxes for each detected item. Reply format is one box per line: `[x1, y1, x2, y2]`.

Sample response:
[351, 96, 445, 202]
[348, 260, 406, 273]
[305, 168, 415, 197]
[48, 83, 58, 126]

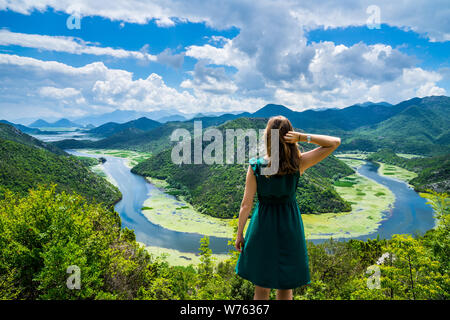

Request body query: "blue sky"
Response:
[0, 1, 448, 123]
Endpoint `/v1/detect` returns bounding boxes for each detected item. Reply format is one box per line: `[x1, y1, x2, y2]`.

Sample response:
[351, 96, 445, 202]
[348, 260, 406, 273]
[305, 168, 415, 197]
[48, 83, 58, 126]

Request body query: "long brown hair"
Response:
[264, 116, 302, 176]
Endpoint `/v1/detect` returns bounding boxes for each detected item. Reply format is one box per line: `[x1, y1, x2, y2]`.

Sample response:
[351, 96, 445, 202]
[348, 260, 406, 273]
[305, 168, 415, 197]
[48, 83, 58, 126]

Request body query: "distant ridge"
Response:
[29, 118, 82, 128]
[0, 120, 42, 134]
[51, 95, 449, 156]
[88, 117, 161, 137]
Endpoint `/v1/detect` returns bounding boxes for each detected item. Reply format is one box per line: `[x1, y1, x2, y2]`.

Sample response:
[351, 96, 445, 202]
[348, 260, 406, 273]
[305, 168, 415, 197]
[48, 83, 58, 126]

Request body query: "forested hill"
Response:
[0, 137, 121, 206]
[87, 117, 161, 137]
[343, 96, 450, 155]
[367, 149, 450, 193]
[131, 118, 354, 218]
[0, 122, 66, 155]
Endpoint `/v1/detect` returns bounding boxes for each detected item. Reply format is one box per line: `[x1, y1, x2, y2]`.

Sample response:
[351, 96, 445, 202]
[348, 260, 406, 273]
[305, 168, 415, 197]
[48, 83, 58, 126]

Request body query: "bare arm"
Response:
[235, 164, 257, 252]
[284, 131, 341, 175]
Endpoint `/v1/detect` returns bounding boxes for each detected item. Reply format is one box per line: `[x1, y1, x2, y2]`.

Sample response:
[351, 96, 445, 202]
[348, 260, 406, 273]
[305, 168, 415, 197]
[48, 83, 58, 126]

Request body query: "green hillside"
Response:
[367, 149, 449, 193]
[0, 137, 121, 205]
[344, 96, 450, 155]
[132, 118, 354, 218]
[0, 123, 66, 155]
[88, 117, 161, 137]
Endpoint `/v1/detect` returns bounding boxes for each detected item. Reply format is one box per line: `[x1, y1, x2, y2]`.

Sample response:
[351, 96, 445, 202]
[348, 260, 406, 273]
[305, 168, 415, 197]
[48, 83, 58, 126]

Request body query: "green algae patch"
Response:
[397, 153, 427, 159]
[335, 157, 366, 169]
[76, 148, 151, 167]
[375, 161, 418, 186]
[142, 178, 235, 239]
[335, 152, 373, 160]
[302, 158, 395, 240]
[139, 243, 230, 267]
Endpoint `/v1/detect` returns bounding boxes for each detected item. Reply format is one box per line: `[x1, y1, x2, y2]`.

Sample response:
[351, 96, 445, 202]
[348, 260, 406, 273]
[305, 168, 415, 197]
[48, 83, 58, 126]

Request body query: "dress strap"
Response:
[249, 157, 260, 177]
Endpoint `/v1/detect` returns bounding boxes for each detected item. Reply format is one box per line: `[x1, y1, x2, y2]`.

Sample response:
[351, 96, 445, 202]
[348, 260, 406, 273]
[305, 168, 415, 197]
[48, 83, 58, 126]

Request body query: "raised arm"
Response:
[284, 131, 341, 175]
[235, 164, 257, 252]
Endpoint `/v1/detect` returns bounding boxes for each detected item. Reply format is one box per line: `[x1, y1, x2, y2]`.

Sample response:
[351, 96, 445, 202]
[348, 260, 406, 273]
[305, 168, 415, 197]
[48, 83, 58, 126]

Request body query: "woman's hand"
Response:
[284, 131, 302, 144]
[235, 233, 245, 252]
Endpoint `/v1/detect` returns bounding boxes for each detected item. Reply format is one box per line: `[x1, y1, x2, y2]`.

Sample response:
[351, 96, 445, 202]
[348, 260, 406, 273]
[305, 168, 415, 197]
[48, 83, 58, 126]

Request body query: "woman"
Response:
[234, 115, 341, 300]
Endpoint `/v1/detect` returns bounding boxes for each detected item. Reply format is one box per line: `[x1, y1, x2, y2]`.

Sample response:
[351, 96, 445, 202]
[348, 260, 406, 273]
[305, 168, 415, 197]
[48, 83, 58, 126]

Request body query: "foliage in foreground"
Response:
[0, 185, 448, 300]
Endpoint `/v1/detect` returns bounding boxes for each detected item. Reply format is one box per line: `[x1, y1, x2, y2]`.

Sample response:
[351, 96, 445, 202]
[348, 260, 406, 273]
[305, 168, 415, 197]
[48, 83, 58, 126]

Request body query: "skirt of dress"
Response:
[235, 200, 311, 289]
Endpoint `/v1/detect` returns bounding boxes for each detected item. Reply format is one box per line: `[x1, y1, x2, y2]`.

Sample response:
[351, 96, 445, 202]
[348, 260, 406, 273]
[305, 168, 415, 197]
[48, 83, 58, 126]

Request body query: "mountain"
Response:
[131, 117, 354, 219]
[74, 109, 176, 126]
[0, 123, 66, 155]
[251, 104, 297, 118]
[355, 101, 392, 107]
[52, 118, 82, 128]
[29, 119, 52, 128]
[72, 109, 247, 126]
[88, 117, 161, 137]
[346, 96, 450, 155]
[0, 120, 42, 134]
[29, 118, 82, 128]
[156, 114, 186, 123]
[52, 114, 248, 152]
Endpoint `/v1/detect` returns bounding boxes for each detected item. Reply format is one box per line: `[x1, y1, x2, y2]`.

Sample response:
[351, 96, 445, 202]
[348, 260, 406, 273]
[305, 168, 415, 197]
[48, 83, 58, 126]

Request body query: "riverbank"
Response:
[335, 152, 372, 160]
[374, 161, 418, 186]
[75, 148, 151, 167]
[302, 157, 395, 240]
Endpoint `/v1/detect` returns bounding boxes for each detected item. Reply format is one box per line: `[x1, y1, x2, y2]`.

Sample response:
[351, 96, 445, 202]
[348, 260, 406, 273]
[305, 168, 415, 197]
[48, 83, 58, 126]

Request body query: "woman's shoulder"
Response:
[249, 156, 268, 166]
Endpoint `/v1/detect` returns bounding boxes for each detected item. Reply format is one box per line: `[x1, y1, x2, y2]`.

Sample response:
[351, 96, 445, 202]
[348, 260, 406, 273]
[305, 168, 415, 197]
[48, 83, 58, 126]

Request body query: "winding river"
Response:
[66, 150, 232, 254]
[66, 150, 435, 253]
[349, 159, 435, 240]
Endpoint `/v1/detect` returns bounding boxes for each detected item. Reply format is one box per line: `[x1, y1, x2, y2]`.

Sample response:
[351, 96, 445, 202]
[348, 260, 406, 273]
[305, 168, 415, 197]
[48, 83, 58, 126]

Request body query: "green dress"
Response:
[235, 157, 311, 289]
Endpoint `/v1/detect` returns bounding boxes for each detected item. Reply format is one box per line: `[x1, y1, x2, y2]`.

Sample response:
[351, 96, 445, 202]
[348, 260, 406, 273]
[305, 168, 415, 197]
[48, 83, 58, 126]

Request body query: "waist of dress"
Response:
[257, 193, 296, 204]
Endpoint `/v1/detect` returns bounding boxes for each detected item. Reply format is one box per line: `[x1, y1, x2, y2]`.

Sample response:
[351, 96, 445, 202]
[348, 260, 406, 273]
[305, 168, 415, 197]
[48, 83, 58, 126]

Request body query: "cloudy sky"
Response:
[0, 0, 449, 122]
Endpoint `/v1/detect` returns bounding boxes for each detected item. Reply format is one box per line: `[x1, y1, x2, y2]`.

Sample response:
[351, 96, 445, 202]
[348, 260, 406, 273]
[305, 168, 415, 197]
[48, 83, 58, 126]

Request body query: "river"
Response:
[66, 150, 232, 254]
[344, 159, 435, 241]
[66, 150, 435, 253]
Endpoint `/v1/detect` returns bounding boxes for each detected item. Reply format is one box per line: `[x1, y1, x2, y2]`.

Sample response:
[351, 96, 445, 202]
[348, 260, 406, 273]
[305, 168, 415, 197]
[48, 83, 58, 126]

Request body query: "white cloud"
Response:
[273, 67, 446, 110]
[180, 60, 238, 95]
[0, 29, 157, 61]
[185, 39, 249, 69]
[39, 86, 81, 99]
[0, 53, 266, 119]
[0, 29, 184, 68]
